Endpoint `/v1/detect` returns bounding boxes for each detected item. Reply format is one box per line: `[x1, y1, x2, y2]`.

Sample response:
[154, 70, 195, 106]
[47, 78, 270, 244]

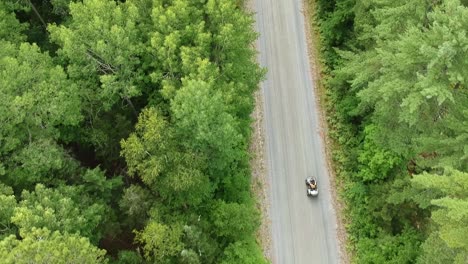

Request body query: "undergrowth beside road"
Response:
[311, 0, 468, 263]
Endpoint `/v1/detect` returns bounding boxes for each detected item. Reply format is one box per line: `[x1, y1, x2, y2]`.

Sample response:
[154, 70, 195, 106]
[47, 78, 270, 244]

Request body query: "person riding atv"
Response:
[309, 179, 317, 190]
[305, 177, 318, 197]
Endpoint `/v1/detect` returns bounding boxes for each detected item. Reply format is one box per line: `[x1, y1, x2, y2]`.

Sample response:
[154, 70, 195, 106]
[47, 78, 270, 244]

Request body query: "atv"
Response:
[305, 177, 318, 197]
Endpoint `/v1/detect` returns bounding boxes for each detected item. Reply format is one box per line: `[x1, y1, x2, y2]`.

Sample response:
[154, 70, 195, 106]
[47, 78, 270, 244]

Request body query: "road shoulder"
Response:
[245, 0, 273, 262]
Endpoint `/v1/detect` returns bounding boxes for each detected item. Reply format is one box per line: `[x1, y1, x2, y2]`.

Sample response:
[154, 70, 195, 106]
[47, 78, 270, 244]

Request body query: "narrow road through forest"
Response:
[253, 0, 341, 263]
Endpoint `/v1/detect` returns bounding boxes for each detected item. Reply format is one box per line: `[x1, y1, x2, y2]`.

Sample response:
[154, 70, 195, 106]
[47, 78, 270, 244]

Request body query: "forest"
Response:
[0, 0, 267, 263]
[314, 0, 468, 263]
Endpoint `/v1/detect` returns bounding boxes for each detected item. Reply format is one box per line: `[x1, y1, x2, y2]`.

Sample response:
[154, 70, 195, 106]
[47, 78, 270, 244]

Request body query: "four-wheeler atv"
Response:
[305, 177, 318, 197]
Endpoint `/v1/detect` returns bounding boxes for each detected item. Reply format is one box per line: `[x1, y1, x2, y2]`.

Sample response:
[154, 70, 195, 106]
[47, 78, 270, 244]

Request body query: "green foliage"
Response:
[0, 0, 28, 12]
[316, 0, 356, 67]
[180, 225, 217, 264]
[0, 184, 16, 239]
[180, 249, 201, 264]
[0, 4, 27, 43]
[316, 0, 468, 262]
[0, 41, 81, 148]
[412, 169, 468, 263]
[417, 232, 463, 264]
[48, 0, 145, 162]
[353, 0, 468, 161]
[0, 0, 265, 262]
[355, 229, 421, 264]
[0, 228, 107, 264]
[81, 111, 136, 165]
[211, 200, 260, 242]
[119, 185, 152, 228]
[205, 0, 264, 121]
[8, 140, 68, 186]
[148, 0, 263, 128]
[135, 220, 183, 263]
[363, 0, 432, 44]
[357, 125, 402, 182]
[49, 0, 144, 110]
[417, 110, 468, 170]
[0, 40, 81, 189]
[220, 239, 268, 264]
[81, 167, 123, 203]
[114, 250, 144, 264]
[120, 108, 168, 185]
[121, 107, 212, 209]
[171, 79, 243, 177]
[11, 184, 107, 243]
[149, 0, 209, 86]
[50, 0, 73, 16]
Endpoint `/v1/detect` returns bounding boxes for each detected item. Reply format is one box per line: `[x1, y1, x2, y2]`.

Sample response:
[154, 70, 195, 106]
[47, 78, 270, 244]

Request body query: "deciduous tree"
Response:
[0, 228, 107, 264]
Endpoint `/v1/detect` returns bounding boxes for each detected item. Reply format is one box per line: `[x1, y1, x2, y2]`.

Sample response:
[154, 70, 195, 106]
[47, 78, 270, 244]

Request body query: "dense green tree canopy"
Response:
[0, 40, 81, 189]
[0, 0, 264, 262]
[49, 0, 144, 111]
[0, 228, 107, 264]
[412, 169, 468, 263]
[0, 5, 26, 44]
[135, 220, 183, 263]
[220, 238, 268, 264]
[171, 79, 243, 178]
[316, 0, 468, 262]
[211, 200, 260, 242]
[121, 107, 212, 209]
[11, 184, 107, 243]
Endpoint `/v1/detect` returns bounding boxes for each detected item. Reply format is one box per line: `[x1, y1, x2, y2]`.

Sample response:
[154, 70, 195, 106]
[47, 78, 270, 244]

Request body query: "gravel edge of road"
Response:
[250, 87, 273, 263]
[302, 1, 350, 263]
[245, 0, 273, 262]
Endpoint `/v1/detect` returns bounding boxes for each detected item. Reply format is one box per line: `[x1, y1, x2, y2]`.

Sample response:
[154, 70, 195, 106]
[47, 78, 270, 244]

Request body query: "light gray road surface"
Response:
[253, 0, 340, 263]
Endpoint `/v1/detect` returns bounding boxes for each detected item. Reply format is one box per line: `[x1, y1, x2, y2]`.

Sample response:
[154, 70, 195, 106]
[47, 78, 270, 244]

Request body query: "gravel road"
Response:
[253, 0, 341, 263]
